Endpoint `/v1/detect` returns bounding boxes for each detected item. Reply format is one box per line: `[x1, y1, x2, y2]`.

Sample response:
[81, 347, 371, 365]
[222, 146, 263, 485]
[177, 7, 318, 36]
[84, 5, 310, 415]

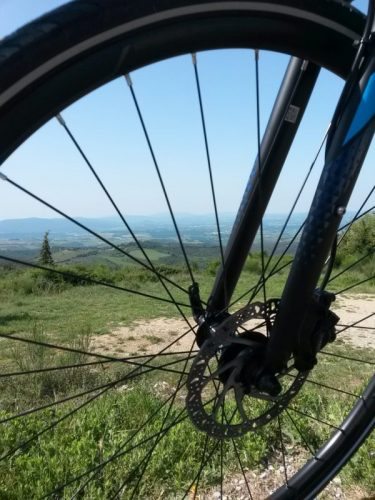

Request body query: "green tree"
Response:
[39, 231, 54, 266]
[340, 213, 375, 255]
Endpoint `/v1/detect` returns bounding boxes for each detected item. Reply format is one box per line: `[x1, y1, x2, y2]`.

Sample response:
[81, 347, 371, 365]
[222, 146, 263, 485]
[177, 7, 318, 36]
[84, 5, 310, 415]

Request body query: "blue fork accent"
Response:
[344, 72, 375, 145]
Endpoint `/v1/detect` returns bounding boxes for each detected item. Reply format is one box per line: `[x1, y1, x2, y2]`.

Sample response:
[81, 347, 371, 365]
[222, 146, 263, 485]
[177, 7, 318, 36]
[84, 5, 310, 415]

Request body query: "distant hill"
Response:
[0, 213, 305, 236]
[0, 212, 354, 256]
[0, 216, 126, 235]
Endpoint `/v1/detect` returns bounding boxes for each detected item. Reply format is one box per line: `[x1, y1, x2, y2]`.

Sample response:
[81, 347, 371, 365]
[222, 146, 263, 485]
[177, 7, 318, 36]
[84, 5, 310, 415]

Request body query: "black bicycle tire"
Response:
[0, 1, 373, 499]
[0, 0, 365, 164]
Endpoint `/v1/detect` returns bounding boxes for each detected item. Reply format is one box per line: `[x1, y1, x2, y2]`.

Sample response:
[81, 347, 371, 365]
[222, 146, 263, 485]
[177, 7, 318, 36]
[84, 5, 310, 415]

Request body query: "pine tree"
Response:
[39, 231, 54, 265]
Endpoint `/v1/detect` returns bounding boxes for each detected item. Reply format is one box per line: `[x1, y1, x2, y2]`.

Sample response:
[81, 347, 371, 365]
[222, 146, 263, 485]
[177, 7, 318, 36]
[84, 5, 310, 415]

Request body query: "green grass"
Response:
[128, 248, 171, 261]
[0, 386, 273, 498]
[0, 342, 373, 498]
[1, 249, 373, 341]
[0, 255, 373, 498]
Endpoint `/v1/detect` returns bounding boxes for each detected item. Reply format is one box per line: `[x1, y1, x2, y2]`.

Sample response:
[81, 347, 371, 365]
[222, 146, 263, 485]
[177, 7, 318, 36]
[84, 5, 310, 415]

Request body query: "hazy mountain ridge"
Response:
[0, 212, 354, 255]
[0, 213, 305, 236]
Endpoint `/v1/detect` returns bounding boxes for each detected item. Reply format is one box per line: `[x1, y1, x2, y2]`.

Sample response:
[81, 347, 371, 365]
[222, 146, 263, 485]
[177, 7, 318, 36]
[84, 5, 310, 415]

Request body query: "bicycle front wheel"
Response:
[0, 1, 373, 499]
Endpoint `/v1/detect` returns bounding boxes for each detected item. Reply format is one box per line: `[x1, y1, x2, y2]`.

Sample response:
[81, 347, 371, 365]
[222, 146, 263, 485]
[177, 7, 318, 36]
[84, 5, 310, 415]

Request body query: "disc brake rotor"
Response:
[186, 300, 307, 438]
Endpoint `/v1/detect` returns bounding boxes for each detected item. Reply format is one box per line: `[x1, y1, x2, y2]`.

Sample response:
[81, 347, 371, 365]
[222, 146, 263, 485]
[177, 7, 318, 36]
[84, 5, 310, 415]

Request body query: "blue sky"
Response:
[0, 0, 373, 220]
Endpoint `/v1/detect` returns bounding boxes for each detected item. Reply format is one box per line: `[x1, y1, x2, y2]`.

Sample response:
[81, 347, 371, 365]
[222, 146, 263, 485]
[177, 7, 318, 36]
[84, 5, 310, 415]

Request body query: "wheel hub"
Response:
[217, 330, 267, 391]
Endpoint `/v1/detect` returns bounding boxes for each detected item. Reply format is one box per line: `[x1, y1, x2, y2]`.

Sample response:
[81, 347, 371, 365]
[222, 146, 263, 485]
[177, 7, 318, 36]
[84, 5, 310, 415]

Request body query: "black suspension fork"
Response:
[203, 57, 321, 317]
[263, 4, 375, 376]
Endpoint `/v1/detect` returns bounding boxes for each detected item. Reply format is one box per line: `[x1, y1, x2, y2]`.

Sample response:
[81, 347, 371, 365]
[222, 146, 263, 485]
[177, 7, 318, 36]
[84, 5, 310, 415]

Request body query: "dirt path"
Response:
[331, 294, 374, 349]
[91, 294, 374, 356]
[91, 316, 195, 357]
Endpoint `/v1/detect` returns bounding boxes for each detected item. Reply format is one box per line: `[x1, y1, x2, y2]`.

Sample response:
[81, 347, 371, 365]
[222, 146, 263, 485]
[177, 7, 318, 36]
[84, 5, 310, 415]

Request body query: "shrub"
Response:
[338, 213, 375, 257]
[206, 259, 221, 276]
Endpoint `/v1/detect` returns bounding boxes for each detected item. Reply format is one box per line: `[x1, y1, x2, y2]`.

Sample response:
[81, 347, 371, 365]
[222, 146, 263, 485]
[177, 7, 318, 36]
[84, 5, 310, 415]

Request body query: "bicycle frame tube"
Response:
[206, 2, 375, 377]
[264, 38, 375, 373]
[206, 57, 321, 315]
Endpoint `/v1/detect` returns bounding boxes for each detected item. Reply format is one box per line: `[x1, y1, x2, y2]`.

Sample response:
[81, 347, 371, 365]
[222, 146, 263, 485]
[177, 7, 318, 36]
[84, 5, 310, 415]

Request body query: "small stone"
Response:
[332, 477, 342, 486]
[238, 479, 245, 485]
[212, 492, 221, 499]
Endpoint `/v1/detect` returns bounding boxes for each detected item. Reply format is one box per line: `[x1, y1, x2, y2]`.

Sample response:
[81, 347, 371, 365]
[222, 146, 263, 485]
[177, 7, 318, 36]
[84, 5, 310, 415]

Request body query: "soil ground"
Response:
[92, 294, 374, 356]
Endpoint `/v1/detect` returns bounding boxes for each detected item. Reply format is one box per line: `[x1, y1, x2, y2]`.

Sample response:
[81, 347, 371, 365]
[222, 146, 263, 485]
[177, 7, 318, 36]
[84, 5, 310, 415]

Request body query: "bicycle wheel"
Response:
[0, 1, 373, 498]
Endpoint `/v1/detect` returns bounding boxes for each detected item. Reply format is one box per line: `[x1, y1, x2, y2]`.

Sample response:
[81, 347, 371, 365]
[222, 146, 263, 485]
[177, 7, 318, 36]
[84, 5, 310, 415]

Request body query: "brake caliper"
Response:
[294, 289, 339, 371]
[188, 282, 230, 347]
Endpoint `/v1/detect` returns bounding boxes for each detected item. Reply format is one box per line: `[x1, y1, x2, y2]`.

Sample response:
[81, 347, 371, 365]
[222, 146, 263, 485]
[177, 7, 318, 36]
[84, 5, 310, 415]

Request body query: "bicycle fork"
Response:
[263, 14, 375, 378]
[191, 6, 375, 388]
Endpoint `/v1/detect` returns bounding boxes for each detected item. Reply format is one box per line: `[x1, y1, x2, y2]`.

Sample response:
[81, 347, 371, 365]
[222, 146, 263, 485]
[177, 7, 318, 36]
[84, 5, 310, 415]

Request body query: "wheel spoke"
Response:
[192, 53, 225, 267]
[286, 373, 360, 398]
[0, 325, 195, 365]
[220, 427, 224, 500]
[228, 257, 293, 310]
[112, 338, 197, 499]
[125, 74, 196, 283]
[337, 323, 375, 330]
[0, 359, 113, 377]
[1, 383, 112, 462]
[0, 174, 189, 296]
[338, 205, 374, 232]
[245, 125, 329, 309]
[59, 393, 219, 499]
[277, 416, 289, 486]
[0, 2, 373, 496]
[337, 186, 374, 248]
[328, 247, 374, 283]
[182, 436, 215, 499]
[0, 350, 200, 378]
[56, 111, 204, 328]
[289, 406, 342, 431]
[318, 349, 374, 365]
[191, 434, 211, 500]
[304, 379, 360, 399]
[253, 49, 268, 316]
[229, 205, 374, 311]
[335, 313, 375, 335]
[263, 127, 328, 264]
[0, 354, 194, 425]
[49, 393, 191, 497]
[182, 407, 238, 498]
[285, 410, 316, 458]
[334, 275, 375, 295]
[231, 435, 254, 499]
